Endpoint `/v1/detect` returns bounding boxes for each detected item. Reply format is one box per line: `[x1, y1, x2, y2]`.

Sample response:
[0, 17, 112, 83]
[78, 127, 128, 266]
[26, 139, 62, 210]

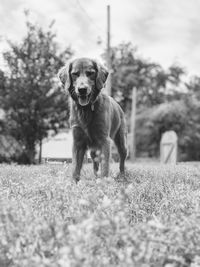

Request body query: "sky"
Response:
[1, 0, 200, 76]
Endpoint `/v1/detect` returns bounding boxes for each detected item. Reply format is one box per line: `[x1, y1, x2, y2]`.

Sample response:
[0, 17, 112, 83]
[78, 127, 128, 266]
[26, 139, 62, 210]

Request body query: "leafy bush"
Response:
[136, 97, 200, 161]
[0, 134, 23, 163]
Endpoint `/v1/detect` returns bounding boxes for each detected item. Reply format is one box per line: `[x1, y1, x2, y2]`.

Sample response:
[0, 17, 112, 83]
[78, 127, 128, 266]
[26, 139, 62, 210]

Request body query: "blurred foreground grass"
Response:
[0, 162, 200, 267]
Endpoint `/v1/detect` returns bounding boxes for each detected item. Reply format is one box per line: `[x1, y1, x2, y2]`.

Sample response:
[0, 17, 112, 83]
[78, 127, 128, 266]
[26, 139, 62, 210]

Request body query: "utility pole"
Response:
[106, 5, 112, 96]
[130, 87, 137, 161]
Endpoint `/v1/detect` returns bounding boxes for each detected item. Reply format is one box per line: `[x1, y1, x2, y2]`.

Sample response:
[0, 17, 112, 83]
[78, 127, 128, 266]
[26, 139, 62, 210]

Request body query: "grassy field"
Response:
[0, 162, 200, 267]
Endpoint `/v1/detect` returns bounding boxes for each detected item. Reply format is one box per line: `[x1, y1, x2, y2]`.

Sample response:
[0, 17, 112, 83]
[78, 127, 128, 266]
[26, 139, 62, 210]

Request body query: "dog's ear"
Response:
[94, 62, 109, 91]
[58, 63, 72, 90]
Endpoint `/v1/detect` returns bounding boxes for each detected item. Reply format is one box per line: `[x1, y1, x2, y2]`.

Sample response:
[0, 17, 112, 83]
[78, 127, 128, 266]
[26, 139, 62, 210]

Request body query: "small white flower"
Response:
[102, 195, 111, 207]
[148, 219, 165, 229]
[68, 224, 77, 232]
[79, 198, 89, 206]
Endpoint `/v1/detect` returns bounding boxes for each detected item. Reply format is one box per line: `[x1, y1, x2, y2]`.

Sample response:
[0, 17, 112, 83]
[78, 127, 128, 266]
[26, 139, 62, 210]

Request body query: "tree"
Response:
[106, 43, 185, 114]
[1, 15, 73, 164]
[185, 75, 200, 100]
[183, 77, 200, 160]
[0, 70, 23, 162]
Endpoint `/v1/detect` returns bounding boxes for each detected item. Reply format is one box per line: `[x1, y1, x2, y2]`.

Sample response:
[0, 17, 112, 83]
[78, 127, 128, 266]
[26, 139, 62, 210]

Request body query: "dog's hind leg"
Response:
[114, 125, 127, 174]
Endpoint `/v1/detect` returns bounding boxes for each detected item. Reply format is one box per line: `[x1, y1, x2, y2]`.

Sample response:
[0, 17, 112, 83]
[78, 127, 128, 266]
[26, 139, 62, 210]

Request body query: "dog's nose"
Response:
[78, 87, 88, 95]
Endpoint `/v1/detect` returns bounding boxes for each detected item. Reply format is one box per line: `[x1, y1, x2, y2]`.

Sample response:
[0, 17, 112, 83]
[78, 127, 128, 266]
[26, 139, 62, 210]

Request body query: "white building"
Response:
[41, 130, 73, 162]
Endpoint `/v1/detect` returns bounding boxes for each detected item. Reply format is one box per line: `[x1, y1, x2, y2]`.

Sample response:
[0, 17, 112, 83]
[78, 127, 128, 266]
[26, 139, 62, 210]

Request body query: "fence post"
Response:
[130, 87, 137, 162]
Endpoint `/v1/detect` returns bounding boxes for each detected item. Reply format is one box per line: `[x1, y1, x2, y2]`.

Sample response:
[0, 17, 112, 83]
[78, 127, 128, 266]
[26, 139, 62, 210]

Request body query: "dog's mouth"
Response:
[78, 94, 91, 106]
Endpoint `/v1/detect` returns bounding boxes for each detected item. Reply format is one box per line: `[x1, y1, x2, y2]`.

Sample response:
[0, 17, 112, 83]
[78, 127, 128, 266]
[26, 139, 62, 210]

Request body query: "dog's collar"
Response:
[76, 101, 96, 111]
[90, 95, 99, 111]
[91, 102, 95, 111]
[91, 98, 99, 111]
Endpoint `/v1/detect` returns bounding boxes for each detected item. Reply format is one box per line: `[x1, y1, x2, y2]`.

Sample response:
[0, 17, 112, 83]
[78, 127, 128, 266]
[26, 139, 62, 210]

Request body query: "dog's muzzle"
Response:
[77, 87, 91, 106]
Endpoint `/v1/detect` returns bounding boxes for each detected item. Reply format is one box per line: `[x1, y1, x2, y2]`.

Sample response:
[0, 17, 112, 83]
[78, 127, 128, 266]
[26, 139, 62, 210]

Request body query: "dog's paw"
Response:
[114, 171, 129, 183]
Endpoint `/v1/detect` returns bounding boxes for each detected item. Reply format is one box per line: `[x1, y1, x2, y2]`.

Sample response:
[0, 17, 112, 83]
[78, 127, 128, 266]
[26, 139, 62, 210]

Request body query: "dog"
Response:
[58, 58, 127, 182]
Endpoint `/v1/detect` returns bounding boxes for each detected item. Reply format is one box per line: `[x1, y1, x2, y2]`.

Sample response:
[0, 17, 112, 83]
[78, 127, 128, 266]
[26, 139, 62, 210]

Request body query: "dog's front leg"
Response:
[101, 138, 111, 177]
[72, 127, 87, 182]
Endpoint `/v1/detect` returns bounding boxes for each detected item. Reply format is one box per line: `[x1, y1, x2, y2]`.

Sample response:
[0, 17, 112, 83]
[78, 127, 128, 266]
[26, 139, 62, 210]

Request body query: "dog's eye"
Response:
[71, 72, 79, 77]
[86, 71, 95, 76]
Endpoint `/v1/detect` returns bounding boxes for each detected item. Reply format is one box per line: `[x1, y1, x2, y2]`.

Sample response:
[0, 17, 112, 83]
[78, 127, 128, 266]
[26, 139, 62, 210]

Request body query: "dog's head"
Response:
[58, 58, 108, 106]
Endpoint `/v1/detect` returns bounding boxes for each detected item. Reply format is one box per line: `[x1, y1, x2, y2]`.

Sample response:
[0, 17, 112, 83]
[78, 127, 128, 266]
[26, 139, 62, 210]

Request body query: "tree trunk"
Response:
[23, 141, 36, 164]
[27, 148, 36, 164]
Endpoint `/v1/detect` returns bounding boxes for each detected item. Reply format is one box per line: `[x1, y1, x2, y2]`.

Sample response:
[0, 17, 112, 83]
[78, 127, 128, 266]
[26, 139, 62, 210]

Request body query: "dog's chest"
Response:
[70, 103, 107, 147]
[81, 112, 106, 146]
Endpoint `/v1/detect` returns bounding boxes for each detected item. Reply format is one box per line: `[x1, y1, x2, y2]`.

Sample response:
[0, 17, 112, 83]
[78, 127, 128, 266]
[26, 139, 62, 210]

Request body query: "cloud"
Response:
[123, 0, 200, 73]
[1, 0, 200, 74]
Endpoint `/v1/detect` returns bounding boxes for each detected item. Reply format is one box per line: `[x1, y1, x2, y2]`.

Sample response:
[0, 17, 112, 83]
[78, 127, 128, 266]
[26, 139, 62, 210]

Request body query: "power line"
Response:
[75, 0, 106, 43]
[63, 0, 106, 48]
